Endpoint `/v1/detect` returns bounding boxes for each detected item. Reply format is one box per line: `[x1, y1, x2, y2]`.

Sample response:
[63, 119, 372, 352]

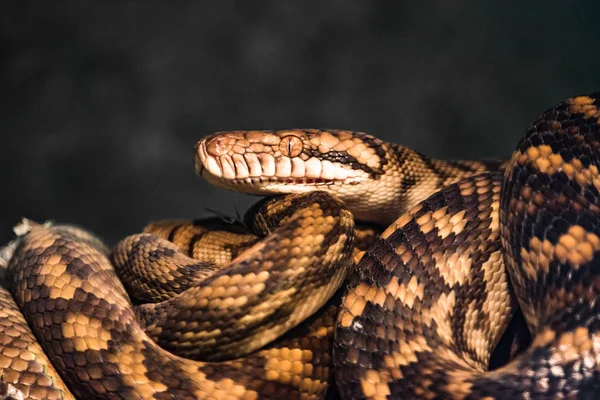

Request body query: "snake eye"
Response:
[279, 135, 303, 157]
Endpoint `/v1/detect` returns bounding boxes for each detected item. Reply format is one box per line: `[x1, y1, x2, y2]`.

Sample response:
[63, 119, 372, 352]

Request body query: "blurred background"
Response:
[2, 1, 599, 246]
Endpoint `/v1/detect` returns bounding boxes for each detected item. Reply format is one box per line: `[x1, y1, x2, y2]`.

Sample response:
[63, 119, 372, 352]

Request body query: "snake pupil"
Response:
[279, 135, 302, 157]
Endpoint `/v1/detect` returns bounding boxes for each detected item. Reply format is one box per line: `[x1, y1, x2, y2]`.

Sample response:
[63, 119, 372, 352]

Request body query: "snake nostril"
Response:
[205, 136, 233, 157]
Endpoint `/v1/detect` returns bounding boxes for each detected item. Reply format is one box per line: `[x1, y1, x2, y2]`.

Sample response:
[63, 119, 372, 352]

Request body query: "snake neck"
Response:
[327, 142, 500, 225]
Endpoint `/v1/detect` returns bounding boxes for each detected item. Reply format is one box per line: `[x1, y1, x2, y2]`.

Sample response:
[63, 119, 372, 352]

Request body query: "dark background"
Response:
[2, 2, 599, 246]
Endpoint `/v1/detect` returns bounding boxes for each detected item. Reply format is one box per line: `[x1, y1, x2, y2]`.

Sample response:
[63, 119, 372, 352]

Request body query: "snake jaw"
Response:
[201, 174, 366, 197]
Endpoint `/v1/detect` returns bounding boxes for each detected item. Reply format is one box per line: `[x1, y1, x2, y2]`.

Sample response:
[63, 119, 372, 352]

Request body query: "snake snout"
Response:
[194, 136, 228, 179]
[194, 139, 208, 177]
[194, 141, 204, 176]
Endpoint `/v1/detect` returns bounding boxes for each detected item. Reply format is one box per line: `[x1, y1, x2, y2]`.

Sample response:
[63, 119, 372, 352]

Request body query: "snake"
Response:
[0, 93, 599, 399]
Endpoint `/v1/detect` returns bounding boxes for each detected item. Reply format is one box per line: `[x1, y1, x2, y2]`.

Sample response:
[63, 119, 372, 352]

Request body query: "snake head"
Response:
[194, 129, 387, 197]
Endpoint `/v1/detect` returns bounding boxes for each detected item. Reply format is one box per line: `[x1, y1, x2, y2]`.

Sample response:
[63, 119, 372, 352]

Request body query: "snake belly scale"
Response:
[0, 93, 599, 399]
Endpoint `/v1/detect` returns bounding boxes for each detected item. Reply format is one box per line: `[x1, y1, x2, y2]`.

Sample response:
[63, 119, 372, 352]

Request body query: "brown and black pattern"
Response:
[334, 93, 600, 399]
[113, 192, 355, 363]
[0, 283, 74, 400]
[111, 233, 222, 303]
[111, 219, 261, 305]
[334, 172, 515, 399]
[143, 218, 259, 263]
[4, 219, 344, 399]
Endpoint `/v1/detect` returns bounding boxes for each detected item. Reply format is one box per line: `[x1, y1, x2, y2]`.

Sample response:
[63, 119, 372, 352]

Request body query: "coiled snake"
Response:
[1, 93, 600, 399]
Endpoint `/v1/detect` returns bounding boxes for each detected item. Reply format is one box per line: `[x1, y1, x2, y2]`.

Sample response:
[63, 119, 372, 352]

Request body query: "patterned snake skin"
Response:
[1, 93, 600, 399]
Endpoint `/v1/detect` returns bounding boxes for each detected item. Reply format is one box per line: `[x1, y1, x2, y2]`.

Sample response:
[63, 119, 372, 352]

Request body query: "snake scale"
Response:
[1, 93, 600, 399]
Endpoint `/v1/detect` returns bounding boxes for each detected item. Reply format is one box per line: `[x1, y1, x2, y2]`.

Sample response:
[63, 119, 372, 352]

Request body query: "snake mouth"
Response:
[199, 167, 361, 196]
[209, 176, 351, 187]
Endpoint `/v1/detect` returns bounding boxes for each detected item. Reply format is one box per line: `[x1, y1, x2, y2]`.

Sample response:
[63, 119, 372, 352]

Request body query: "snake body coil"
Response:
[1, 93, 600, 399]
